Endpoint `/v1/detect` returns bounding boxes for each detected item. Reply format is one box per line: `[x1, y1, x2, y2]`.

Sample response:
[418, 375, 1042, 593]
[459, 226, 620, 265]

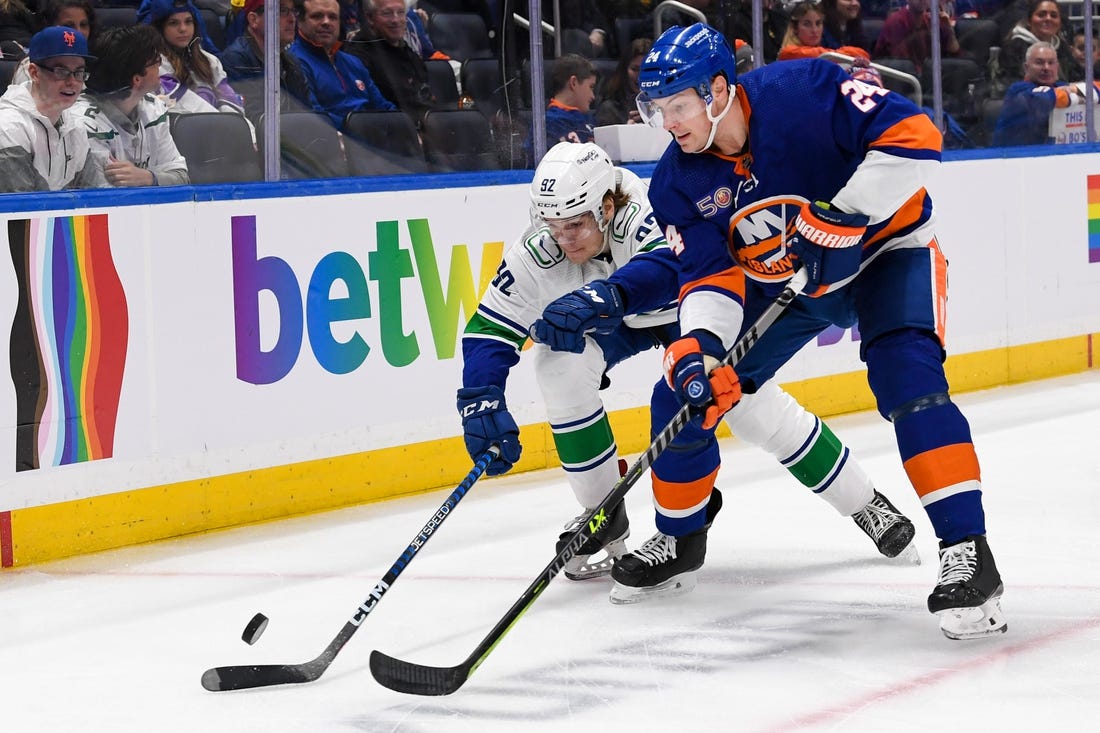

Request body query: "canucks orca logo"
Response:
[727, 195, 807, 283]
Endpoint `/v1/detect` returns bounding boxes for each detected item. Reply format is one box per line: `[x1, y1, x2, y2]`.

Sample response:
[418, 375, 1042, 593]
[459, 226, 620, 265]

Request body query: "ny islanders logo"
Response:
[727, 195, 806, 283]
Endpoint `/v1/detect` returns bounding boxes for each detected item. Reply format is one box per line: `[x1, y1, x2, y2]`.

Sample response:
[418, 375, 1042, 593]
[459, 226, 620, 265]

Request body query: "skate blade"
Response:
[563, 537, 628, 581]
[608, 571, 697, 605]
[894, 541, 921, 566]
[937, 598, 1007, 640]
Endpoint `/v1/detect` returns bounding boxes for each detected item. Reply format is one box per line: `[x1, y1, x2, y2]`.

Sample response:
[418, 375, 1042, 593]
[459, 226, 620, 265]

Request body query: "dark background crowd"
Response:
[0, 0, 1096, 190]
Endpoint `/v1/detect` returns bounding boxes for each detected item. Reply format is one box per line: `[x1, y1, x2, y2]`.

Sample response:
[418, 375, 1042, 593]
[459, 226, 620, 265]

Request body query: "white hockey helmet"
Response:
[530, 142, 618, 232]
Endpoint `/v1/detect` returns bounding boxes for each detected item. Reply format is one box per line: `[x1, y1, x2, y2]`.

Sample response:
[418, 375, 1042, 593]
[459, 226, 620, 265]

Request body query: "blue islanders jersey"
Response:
[648, 58, 942, 347]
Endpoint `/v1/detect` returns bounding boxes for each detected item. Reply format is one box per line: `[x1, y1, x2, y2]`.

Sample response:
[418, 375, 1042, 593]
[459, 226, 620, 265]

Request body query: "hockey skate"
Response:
[928, 535, 1007, 640]
[608, 489, 723, 605]
[851, 490, 920, 564]
[556, 500, 629, 580]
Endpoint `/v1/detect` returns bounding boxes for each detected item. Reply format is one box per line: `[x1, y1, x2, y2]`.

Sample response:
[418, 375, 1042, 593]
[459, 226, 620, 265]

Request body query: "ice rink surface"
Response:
[3, 372, 1099, 732]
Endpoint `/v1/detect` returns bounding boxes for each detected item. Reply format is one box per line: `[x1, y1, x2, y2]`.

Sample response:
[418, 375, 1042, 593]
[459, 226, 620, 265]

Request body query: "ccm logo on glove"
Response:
[459, 397, 501, 417]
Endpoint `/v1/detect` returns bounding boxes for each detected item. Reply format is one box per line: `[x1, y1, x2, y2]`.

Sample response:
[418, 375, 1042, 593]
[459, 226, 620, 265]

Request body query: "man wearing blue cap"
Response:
[0, 26, 104, 191]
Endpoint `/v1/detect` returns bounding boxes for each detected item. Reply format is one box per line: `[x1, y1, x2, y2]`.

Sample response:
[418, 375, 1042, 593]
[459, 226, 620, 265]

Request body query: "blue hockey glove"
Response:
[456, 385, 521, 475]
[529, 281, 625, 353]
[787, 201, 869, 297]
[662, 331, 742, 430]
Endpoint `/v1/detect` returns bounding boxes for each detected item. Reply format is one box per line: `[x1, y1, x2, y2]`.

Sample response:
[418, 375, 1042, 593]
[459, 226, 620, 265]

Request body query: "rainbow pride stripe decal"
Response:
[8, 215, 128, 471]
[1090, 175, 1100, 264]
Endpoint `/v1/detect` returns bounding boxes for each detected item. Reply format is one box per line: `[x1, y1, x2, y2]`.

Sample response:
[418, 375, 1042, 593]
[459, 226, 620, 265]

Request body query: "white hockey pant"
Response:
[722, 381, 874, 516]
[534, 341, 622, 509]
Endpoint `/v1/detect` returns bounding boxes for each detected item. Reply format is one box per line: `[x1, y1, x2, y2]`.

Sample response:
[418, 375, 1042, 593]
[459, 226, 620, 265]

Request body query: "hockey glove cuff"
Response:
[530, 280, 625, 353]
[663, 331, 742, 430]
[457, 385, 521, 475]
[788, 201, 869, 297]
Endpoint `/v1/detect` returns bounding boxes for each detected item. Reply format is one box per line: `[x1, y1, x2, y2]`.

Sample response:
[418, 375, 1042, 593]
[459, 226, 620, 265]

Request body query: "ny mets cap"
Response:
[28, 26, 96, 64]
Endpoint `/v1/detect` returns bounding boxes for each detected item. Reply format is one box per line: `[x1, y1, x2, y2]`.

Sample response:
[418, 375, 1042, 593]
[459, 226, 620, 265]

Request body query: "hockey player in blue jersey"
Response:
[459, 141, 916, 588]
[625, 22, 1006, 639]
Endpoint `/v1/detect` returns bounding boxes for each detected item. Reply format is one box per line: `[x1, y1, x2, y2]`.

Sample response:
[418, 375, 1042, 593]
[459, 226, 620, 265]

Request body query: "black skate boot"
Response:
[608, 489, 723, 604]
[556, 499, 629, 580]
[851, 490, 919, 563]
[927, 534, 1007, 640]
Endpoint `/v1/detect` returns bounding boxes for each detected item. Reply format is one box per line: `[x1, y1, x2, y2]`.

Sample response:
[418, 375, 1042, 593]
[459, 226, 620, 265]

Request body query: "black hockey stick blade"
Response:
[369, 271, 808, 696]
[200, 445, 500, 692]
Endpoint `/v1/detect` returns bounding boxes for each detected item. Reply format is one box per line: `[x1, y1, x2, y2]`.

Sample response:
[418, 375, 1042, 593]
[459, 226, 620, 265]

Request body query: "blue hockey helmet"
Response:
[637, 23, 737, 106]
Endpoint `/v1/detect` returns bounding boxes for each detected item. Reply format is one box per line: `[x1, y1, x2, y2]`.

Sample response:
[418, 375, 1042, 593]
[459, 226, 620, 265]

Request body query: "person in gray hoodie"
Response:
[0, 26, 104, 192]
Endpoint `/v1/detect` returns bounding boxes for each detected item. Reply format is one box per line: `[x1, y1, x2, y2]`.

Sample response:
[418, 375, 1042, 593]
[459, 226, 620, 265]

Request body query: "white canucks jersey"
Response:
[462, 167, 679, 389]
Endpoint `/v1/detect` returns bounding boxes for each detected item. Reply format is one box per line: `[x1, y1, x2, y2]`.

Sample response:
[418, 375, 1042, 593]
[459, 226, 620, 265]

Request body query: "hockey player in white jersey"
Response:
[458, 141, 916, 588]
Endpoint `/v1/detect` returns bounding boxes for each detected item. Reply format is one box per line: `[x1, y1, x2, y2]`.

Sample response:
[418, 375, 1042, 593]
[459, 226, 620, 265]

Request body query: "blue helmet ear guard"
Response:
[637, 23, 738, 105]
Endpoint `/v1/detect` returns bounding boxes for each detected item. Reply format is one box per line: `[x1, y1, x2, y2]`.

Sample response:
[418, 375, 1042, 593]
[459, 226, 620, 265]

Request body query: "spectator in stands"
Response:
[998, 0, 1073, 86]
[78, 25, 190, 187]
[140, 0, 247, 115]
[730, 0, 790, 64]
[823, 0, 868, 51]
[344, 0, 434, 126]
[219, 0, 321, 122]
[1068, 24, 1099, 82]
[11, 0, 97, 86]
[779, 0, 869, 61]
[524, 53, 596, 166]
[595, 36, 650, 126]
[993, 41, 1089, 146]
[873, 0, 960, 73]
[0, 27, 102, 191]
[404, 3, 447, 61]
[0, 0, 37, 56]
[288, 0, 395, 129]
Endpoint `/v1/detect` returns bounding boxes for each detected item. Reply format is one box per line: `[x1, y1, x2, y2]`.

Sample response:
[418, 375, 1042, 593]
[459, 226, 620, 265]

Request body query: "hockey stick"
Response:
[369, 270, 809, 696]
[200, 444, 501, 692]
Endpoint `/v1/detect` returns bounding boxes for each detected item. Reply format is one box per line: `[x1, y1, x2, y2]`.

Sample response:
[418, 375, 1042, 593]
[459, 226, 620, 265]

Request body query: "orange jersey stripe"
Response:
[903, 443, 981, 499]
[869, 113, 942, 155]
[653, 467, 719, 512]
[929, 238, 948, 345]
[865, 188, 928, 248]
[679, 265, 746, 304]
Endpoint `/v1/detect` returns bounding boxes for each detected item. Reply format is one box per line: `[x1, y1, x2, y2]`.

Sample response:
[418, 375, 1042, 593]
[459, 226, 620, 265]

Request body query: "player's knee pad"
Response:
[865, 328, 950, 421]
[722, 380, 817, 458]
[534, 342, 607, 420]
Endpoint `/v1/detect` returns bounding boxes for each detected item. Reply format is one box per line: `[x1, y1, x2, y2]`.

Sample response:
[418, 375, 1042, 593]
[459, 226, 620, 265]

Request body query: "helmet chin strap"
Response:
[689, 86, 736, 154]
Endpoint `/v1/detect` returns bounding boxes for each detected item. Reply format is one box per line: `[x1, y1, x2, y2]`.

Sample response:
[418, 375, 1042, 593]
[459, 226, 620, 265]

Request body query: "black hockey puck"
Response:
[241, 612, 269, 645]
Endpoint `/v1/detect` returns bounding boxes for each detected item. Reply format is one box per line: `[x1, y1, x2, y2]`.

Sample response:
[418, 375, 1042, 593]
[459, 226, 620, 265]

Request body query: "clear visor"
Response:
[542, 211, 600, 244]
[636, 89, 708, 128]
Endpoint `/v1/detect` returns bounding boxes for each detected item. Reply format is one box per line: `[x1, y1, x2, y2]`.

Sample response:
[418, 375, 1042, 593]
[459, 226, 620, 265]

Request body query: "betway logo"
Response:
[231, 215, 501, 385]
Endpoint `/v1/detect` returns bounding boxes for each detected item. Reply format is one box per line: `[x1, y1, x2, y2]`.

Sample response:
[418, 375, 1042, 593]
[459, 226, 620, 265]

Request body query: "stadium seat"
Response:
[461, 57, 514, 117]
[427, 12, 493, 61]
[343, 110, 428, 176]
[955, 17, 999, 70]
[861, 18, 884, 53]
[96, 7, 139, 33]
[0, 58, 18, 95]
[276, 112, 348, 179]
[490, 107, 532, 170]
[199, 8, 226, 51]
[591, 57, 618, 99]
[420, 109, 499, 171]
[169, 112, 262, 184]
[424, 58, 459, 109]
[921, 57, 985, 122]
